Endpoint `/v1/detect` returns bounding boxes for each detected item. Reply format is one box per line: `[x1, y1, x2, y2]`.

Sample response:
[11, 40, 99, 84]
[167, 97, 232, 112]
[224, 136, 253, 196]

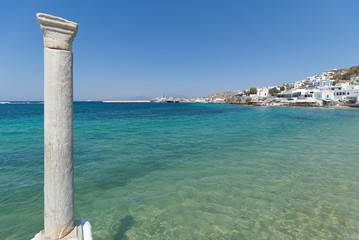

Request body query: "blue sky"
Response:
[0, 0, 358, 100]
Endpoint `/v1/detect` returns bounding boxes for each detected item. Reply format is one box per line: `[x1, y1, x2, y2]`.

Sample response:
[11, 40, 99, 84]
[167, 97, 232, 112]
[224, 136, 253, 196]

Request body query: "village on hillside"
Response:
[183, 66, 359, 107]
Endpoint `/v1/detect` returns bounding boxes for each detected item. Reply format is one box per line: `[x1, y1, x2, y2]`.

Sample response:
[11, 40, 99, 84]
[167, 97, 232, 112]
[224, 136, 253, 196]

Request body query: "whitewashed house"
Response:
[332, 83, 359, 101]
[257, 87, 269, 98]
[278, 89, 308, 99]
[315, 83, 359, 101]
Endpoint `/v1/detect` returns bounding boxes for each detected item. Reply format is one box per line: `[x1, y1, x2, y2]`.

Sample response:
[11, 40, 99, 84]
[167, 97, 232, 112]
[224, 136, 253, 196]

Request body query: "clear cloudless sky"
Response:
[0, 0, 358, 100]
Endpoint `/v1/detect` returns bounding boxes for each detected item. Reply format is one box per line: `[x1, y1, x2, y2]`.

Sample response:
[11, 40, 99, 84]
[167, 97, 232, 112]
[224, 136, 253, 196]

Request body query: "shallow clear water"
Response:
[1, 103, 359, 239]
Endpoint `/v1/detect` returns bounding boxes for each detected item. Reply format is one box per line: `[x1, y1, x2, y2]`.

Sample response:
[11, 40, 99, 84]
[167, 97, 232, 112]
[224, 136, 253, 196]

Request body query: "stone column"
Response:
[35, 13, 80, 240]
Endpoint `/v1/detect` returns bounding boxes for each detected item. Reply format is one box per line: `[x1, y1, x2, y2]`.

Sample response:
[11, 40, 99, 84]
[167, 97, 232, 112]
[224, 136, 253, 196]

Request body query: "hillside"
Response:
[333, 65, 359, 81]
[205, 90, 240, 99]
[204, 65, 359, 99]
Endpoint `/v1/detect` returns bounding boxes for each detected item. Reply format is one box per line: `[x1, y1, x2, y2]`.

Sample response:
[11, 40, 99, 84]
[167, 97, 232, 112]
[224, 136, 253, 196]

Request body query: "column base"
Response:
[32, 220, 84, 240]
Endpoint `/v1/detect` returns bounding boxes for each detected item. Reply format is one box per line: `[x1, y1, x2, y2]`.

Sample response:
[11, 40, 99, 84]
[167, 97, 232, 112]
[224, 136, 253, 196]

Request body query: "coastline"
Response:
[102, 100, 151, 103]
[1, 100, 358, 109]
[0, 101, 44, 104]
[212, 102, 357, 109]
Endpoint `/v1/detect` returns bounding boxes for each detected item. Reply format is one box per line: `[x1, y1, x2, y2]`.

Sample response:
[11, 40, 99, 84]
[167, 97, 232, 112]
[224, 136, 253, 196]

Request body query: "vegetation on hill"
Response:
[269, 87, 281, 96]
[333, 65, 359, 81]
[249, 88, 257, 94]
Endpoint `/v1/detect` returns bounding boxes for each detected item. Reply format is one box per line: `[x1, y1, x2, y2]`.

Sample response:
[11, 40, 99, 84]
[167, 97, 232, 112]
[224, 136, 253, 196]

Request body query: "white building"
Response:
[257, 87, 268, 98]
[315, 83, 359, 101]
[306, 70, 336, 88]
[278, 89, 310, 99]
[290, 80, 306, 88]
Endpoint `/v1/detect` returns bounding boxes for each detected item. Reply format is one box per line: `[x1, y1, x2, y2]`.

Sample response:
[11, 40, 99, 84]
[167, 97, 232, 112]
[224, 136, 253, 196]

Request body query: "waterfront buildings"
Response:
[186, 67, 359, 106]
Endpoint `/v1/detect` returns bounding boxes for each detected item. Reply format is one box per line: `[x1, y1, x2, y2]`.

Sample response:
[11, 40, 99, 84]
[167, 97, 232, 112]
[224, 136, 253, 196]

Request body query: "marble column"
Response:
[33, 13, 82, 240]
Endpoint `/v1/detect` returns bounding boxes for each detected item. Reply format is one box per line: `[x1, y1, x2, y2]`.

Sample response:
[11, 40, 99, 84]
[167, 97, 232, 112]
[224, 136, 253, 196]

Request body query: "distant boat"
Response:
[166, 97, 175, 103]
[150, 97, 167, 103]
[150, 95, 180, 103]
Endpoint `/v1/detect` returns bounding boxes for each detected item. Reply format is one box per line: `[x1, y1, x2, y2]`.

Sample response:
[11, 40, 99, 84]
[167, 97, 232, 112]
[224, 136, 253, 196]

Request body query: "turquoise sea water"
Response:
[1, 103, 359, 239]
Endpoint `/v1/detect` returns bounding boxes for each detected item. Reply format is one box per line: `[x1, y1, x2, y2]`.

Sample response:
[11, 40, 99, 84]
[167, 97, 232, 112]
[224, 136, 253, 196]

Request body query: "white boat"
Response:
[150, 95, 180, 103]
[150, 97, 167, 103]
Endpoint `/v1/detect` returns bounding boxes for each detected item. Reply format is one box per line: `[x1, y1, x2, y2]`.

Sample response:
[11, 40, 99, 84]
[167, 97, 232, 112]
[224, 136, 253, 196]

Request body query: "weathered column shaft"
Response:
[36, 13, 79, 239]
[44, 47, 74, 237]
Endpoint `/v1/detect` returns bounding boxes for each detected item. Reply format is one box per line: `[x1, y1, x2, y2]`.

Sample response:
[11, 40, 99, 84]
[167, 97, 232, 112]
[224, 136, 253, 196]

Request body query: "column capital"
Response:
[37, 13, 78, 51]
